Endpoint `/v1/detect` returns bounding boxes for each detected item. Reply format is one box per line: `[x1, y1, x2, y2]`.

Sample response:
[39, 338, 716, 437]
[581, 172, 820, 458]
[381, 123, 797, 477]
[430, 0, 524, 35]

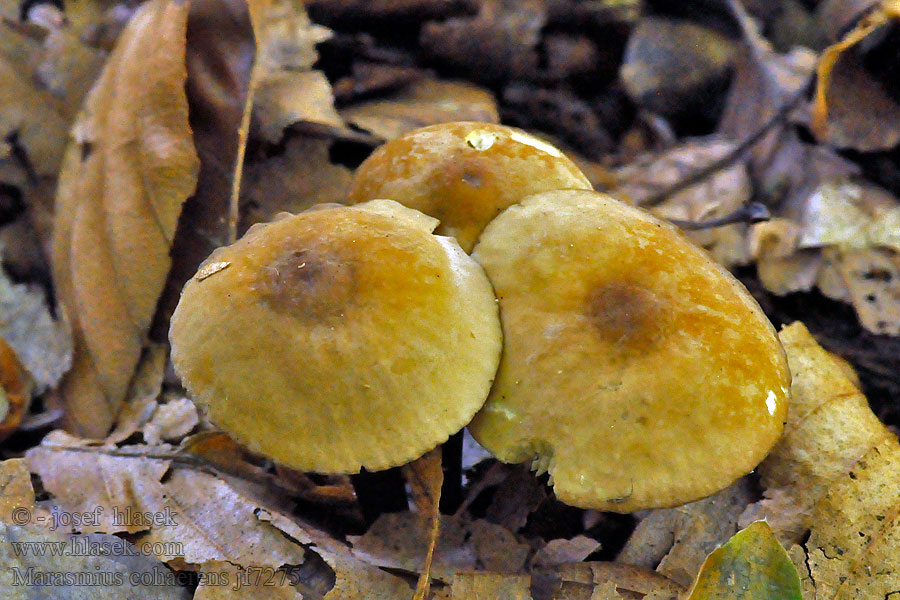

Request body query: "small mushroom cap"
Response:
[347, 121, 592, 252]
[169, 201, 502, 473]
[469, 190, 790, 512]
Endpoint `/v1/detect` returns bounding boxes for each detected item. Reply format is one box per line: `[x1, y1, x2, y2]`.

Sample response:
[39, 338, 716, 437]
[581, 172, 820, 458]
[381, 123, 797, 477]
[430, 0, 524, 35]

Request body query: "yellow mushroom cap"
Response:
[169, 201, 502, 473]
[347, 121, 592, 252]
[468, 190, 790, 512]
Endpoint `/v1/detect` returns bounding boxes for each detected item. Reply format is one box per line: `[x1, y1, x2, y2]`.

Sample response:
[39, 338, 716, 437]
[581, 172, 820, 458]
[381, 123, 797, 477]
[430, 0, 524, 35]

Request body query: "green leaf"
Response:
[686, 521, 802, 600]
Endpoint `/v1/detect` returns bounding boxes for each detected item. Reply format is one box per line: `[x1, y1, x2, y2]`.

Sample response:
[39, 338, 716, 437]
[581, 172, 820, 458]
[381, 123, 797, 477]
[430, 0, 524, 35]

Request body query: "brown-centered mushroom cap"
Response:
[169, 200, 502, 473]
[347, 121, 592, 252]
[468, 190, 790, 512]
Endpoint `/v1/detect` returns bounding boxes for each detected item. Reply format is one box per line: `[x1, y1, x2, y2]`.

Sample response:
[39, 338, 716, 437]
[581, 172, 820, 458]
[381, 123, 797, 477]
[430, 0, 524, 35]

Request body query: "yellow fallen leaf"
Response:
[443, 572, 532, 599]
[813, 0, 900, 140]
[743, 322, 900, 598]
[685, 521, 802, 600]
[52, 0, 199, 437]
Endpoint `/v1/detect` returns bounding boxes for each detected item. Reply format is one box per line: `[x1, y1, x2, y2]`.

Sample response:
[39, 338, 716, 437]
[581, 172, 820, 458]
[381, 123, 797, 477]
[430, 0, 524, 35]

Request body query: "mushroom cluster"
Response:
[169, 121, 790, 512]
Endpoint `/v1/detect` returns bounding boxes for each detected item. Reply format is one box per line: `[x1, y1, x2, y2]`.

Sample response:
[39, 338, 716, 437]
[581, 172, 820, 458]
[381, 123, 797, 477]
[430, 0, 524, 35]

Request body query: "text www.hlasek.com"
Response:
[9, 537, 184, 559]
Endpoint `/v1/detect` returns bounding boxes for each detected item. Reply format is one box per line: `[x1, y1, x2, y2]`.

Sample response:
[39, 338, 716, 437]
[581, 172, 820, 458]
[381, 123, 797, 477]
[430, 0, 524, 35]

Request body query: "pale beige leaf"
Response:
[532, 536, 601, 569]
[549, 562, 684, 600]
[106, 344, 168, 444]
[0, 459, 37, 525]
[26, 430, 172, 534]
[52, 0, 199, 436]
[743, 322, 900, 598]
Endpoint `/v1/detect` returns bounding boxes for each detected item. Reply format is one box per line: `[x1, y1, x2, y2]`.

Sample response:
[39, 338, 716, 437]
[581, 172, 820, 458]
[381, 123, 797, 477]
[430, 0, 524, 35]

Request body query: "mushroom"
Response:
[468, 190, 790, 512]
[347, 121, 592, 252]
[169, 200, 502, 473]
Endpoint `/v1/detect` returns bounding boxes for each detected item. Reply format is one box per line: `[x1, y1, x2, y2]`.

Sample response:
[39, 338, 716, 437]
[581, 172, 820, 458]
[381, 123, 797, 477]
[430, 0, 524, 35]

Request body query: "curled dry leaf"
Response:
[812, 0, 900, 150]
[51, 0, 199, 437]
[420, 0, 545, 83]
[341, 78, 499, 141]
[742, 322, 900, 597]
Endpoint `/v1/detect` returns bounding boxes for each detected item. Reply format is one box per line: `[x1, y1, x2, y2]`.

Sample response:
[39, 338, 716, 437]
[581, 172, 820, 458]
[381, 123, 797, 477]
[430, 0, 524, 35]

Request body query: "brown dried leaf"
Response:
[744, 322, 900, 597]
[531, 536, 601, 569]
[620, 18, 735, 117]
[442, 572, 532, 599]
[617, 478, 755, 587]
[138, 468, 306, 567]
[349, 513, 529, 581]
[341, 78, 499, 140]
[547, 562, 684, 600]
[249, 0, 341, 142]
[0, 459, 37, 524]
[420, 0, 544, 82]
[106, 344, 168, 444]
[52, 0, 199, 437]
[240, 135, 351, 230]
[0, 523, 190, 599]
[613, 139, 753, 267]
[26, 430, 172, 534]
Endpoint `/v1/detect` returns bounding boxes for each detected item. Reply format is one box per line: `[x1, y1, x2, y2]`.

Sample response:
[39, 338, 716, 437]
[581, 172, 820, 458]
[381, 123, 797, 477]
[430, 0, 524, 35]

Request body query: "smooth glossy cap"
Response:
[169, 201, 502, 473]
[347, 121, 592, 252]
[469, 190, 790, 511]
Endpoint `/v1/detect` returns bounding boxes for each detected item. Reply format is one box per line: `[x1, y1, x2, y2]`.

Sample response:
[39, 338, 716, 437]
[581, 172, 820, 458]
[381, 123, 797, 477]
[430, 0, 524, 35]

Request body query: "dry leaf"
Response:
[349, 513, 530, 581]
[618, 478, 755, 587]
[143, 397, 199, 445]
[52, 0, 199, 437]
[0, 523, 191, 599]
[685, 521, 802, 600]
[612, 139, 753, 267]
[532, 536, 601, 569]
[341, 78, 499, 141]
[106, 344, 168, 445]
[620, 18, 735, 117]
[248, 0, 341, 142]
[742, 322, 900, 598]
[0, 459, 38, 524]
[0, 257, 71, 392]
[240, 135, 352, 230]
[547, 562, 684, 600]
[443, 572, 532, 600]
[812, 0, 900, 147]
[26, 430, 173, 534]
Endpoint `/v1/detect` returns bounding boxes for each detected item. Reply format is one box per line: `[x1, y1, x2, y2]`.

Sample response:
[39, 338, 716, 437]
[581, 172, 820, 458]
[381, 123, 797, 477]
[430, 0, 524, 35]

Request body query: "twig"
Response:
[669, 201, 771, 231]
[641, 87, 809, 208]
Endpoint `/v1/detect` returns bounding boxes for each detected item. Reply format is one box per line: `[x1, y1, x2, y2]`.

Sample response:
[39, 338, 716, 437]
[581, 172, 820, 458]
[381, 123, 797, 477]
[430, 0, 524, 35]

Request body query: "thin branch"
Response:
[669, 201, 771, 231]
[641, 87, 809, 208]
